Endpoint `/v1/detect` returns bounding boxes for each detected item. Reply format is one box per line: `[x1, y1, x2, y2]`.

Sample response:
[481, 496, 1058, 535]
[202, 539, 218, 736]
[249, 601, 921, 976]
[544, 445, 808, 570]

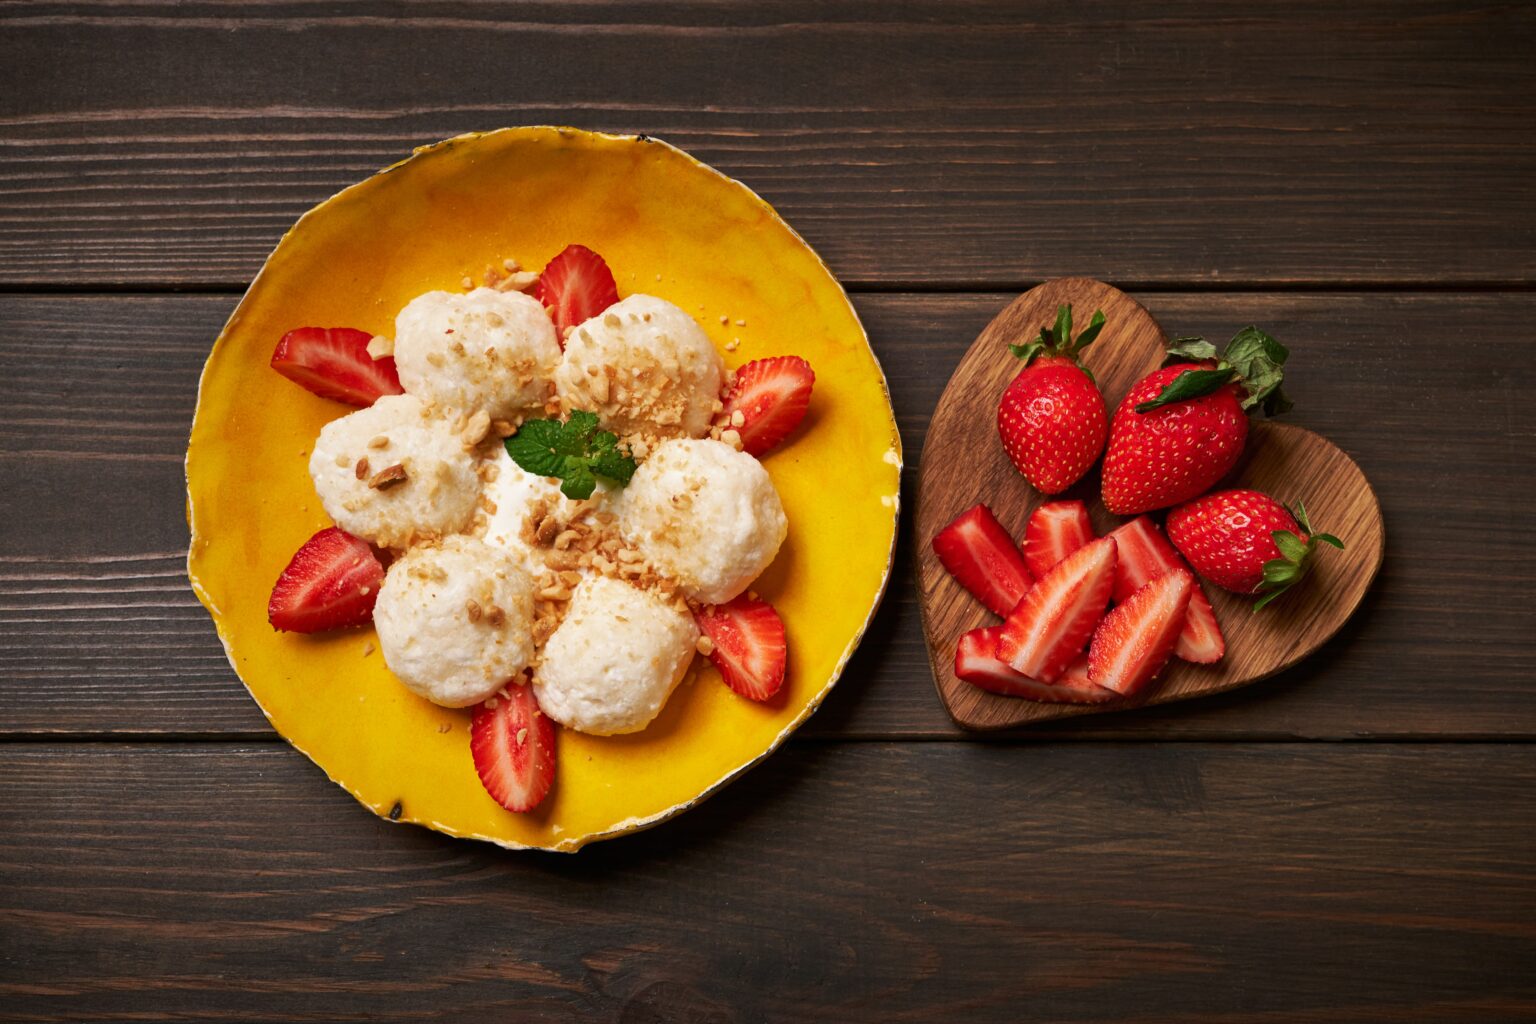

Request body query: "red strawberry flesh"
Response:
[1022, 499, 1096, 580]
[722, 356, 815, 457]
[996, 535, 1117, 683]
[470, 679, 557, 813]
[534, 244, 621, 340]
[1166, 489, 1301, 594]
[1100, 363, 1248, 515]
[997, 355, 1107, 495]
[1107, 516, 1225, 664]
[955, 626, 1117, 704]
[694, 594, 787, 701]
[931, 504, 1033, 617]
[271, 326, 403, 407]
[1088, 569, 1194, 695]
[268, 527, 385, 633]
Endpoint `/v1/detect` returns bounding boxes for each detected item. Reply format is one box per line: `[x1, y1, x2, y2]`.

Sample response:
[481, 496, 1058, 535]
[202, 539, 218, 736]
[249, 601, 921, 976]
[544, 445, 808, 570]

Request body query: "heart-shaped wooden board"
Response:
[916, 278, 1385, 731]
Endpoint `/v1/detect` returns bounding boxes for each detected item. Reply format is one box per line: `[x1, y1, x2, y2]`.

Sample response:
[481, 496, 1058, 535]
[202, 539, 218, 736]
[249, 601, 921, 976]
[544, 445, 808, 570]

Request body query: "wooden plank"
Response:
[1, 1, 1533, 287]
[1, 292, 1532, 738]
[1, 742, 1534, 1021]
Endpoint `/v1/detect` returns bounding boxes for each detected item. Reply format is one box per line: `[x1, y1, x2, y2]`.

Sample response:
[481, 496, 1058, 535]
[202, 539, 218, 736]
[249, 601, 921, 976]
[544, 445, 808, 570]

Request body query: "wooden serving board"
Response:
[915, 278, 1385, 731]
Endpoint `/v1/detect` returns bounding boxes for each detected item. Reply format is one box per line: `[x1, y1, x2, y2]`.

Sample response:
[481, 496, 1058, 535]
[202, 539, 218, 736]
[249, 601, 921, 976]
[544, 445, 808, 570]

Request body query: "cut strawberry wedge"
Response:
[932, 504, 1033, 617]
[1022, 499, 1096, 580]
[1089, 568, 1194, 695]
[955, 627, 1117, 704]
[470, 679, 557, 813]
[1107, 516, 1225, 664]
[996, 535, 1117, 683]
[271, 326, 403, 407]
[534, 244, 621, 339]
[268, 527, 385, 633]
[694, 594, 787, 701]
[721, 356, 816, 456]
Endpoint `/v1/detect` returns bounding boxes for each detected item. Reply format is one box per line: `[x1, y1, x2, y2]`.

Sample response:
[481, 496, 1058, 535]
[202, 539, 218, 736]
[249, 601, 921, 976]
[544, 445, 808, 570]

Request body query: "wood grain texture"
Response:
[916, 280, 1385, 729]
[0, 292, 1530, 739]
[2, 1, 1534, 287]
[2, 742, 1535, 1022]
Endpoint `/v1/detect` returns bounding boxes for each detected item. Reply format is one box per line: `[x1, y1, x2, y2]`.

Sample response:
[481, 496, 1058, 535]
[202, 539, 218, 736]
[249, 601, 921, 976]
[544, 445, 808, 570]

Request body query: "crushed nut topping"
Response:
[461, 409, 492, 447]
[465, 599, 483, 623]
[354, 457, 371, 480]
[368, 463, 408, 489]
[696, 636, 716, 656]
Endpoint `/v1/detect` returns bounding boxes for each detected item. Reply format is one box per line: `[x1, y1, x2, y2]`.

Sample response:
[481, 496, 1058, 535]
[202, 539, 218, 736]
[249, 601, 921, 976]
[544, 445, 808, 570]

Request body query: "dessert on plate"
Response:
[265, 244, 817, 812]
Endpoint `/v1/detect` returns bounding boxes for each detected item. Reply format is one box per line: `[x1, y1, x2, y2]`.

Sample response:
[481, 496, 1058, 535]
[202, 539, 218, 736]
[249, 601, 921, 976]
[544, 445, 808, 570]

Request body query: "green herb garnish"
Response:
[504, 410, 637, 500]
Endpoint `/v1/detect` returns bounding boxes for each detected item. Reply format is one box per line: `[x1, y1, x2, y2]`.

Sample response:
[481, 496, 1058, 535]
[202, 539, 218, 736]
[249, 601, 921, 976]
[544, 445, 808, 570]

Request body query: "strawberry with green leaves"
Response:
[997, 304, 1109, 495]
[1166, 489, 1345, 609]
[504, 410, 638, 500]
[1101, 327, 1291, 515]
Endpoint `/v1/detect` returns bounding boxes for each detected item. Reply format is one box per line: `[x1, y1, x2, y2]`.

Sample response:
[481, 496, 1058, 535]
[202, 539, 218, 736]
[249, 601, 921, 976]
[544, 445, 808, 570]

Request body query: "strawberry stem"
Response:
[1008, 304, 1106, 367]
[1139, 325, 1291, 416]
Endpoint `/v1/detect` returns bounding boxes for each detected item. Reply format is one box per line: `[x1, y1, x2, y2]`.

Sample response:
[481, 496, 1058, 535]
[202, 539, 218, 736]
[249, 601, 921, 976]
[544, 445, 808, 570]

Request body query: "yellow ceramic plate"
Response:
[187, 127, 901, 851]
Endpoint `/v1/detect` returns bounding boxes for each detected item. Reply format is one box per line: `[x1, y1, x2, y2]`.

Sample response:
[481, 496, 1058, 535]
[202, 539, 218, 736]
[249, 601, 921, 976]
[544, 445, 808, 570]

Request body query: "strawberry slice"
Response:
[268, 527, 385, 633]
[721, 356, 815, 457]
[271, 327, 402, 407]
[1107, 516, 1225, 664]
[470, 679, 556, 813]
[996, 536, 1117, 683]
[1022, 499, 1096, 579]
[955, 627, 1117, 704]
[1088, 569, 1194, 695]
[694, 594, 787, 701]
[534, 244, 620, 339]
[931, 504, 1033, 617]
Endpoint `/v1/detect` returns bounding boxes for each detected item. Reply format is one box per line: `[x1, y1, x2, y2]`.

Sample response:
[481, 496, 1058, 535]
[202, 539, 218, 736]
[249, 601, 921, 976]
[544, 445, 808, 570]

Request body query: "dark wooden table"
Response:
[3, 3, 1534, 1021]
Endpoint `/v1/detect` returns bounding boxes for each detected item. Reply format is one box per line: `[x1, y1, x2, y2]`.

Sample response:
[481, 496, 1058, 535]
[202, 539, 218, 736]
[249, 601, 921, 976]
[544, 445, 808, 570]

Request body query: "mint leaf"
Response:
[1135, 367, 1236, 413]
[560, 460, 597, 500]
[506, 413, 638, 498]
[592, 446, 636, 484]
[555, 410, 600, 456]
[505, 427, 565, 478]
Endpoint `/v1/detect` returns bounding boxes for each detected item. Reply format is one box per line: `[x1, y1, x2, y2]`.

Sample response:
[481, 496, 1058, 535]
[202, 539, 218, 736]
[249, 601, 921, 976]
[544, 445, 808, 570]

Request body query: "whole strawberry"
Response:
[997, 304, 1108, 494]
[1101, 328, 1291, 515]
[1166, 489, 1344, 609]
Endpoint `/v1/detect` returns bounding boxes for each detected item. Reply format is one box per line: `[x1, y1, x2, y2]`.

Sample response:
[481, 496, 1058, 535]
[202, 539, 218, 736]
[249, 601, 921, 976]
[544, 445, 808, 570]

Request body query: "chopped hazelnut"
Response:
[696, 636, 716, 656]
[461, 409, 492, 446]
[368, 463, 408, 489]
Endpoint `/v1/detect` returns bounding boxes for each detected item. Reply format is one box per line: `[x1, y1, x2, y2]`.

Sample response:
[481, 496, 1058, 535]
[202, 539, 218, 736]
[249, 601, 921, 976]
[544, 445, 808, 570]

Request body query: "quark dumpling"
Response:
[373, 536, 536, 708]
[534, 575, 698, 735]
[554, 294, 724, 439]
[308, 394, 480, 549]
[617, 438, 787, 605]
[394, 288, 561, 419]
